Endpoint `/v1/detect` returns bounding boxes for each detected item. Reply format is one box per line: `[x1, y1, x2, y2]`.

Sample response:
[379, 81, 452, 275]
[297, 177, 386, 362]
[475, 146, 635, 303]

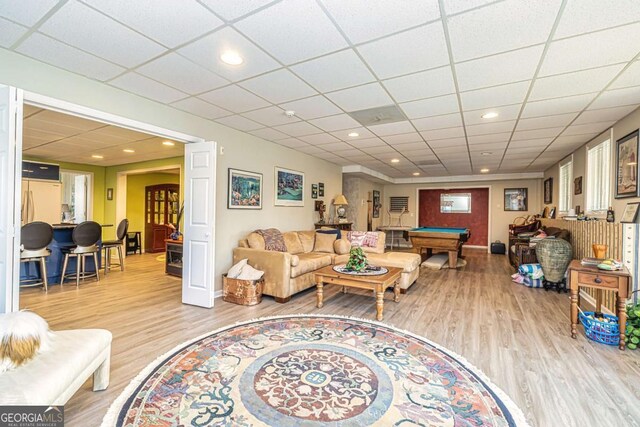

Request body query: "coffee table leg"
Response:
[570, 286, 578, 339]
[342, 286, 347, 294]
[316, 280, 324, 309]
[376, 291, 384, 321]
[394, 281, 400, 303]
[618, 296, 627, 350]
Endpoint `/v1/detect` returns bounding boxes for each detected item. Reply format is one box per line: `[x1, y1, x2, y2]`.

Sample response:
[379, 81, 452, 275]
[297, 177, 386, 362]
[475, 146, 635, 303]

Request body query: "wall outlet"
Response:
[219, 146, 225, 155]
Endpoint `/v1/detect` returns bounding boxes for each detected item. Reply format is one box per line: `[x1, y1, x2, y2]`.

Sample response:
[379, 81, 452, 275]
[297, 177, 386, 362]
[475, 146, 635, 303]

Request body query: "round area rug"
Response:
[102, 315, 529, 427]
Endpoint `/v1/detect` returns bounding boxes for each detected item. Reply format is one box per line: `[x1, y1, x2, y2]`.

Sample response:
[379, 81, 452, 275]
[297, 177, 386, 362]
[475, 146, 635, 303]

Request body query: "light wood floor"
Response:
[19, 250, 640, 427]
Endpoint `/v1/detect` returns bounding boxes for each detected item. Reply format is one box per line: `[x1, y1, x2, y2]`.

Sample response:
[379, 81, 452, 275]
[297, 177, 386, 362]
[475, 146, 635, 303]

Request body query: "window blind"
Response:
[586, 139, 611, 212]
[389, 196, 409, 212]
[559, 159, 572, 212]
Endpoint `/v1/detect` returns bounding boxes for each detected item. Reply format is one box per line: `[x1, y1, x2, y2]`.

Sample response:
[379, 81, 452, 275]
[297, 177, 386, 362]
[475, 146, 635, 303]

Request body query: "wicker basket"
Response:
[222, 274, 264, 306]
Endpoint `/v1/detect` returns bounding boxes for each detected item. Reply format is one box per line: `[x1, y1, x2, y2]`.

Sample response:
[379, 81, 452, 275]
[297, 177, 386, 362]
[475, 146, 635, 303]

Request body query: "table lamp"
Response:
[334, 194, 348, 223]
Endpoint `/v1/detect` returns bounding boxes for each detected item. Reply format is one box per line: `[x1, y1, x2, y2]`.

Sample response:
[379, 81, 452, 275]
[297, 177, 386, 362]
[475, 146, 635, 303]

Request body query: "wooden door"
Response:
[145, 184, 179, 253]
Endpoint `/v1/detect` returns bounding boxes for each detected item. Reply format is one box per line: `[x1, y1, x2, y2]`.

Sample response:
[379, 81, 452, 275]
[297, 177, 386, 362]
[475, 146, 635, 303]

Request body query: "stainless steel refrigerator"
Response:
[21, 179, 62, 225]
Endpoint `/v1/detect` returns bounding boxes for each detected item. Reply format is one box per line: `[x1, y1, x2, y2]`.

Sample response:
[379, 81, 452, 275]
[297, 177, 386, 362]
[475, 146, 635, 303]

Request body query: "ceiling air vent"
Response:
[415, 160, 442, 166]
[348, 105, 407, 127]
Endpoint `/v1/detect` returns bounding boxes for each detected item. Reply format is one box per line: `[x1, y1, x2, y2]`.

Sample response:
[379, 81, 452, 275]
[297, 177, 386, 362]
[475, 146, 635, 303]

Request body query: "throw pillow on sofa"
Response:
[314, 232, 336, 253]
[317, 228, 341, 239]
[0, 311, 52, 373]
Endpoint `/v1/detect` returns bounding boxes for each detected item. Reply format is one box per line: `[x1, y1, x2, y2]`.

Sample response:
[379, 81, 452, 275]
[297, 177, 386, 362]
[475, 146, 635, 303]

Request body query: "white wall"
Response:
[0, 49, 342, 292]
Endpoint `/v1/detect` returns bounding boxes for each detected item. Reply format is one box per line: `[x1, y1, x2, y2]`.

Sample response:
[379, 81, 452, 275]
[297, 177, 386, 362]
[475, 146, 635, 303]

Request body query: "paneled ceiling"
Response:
[3, 0, 640, 177]
[23, 104, 183, 166]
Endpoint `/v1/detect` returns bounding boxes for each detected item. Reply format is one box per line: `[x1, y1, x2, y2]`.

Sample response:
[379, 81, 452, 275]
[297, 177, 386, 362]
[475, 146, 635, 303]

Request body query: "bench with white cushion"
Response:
[0, 329, 112, 405]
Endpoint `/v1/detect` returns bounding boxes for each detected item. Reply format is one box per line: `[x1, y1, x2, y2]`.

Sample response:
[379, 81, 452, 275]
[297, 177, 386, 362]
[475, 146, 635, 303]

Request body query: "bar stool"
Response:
[20, 221, 53, 292]
[102, 219, 128, 275]
[60, 221, 101, 287]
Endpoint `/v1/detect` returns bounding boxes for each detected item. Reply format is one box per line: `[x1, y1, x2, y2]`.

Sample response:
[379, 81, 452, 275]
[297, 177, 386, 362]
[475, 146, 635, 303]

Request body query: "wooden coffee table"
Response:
[314, 265, 403, 321]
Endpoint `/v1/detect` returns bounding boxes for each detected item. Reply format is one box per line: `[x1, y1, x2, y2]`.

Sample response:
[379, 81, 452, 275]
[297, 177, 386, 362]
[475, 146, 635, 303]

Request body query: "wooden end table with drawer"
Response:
[567, 260, 631, 350]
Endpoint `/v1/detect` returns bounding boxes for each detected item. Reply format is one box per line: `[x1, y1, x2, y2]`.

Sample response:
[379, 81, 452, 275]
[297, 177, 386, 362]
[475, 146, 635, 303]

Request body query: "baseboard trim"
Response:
[579, 289, 614, 315]
[465, 245, 488, 249]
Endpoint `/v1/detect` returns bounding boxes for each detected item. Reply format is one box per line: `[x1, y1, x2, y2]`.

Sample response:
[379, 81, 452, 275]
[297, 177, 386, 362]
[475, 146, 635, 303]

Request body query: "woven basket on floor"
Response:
[536, 238, 573, 283]
[222, 274, 264, 306]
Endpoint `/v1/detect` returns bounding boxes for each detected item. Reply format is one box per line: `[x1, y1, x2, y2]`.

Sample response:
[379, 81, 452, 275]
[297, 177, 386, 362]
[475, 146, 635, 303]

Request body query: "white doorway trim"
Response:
[414, 185, 492, 253]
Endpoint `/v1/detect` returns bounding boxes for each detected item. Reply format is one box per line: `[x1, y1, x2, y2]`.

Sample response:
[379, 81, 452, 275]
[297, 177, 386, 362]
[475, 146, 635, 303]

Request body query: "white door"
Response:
[182, 141, 216, 308]
[0, 86, 23, 313]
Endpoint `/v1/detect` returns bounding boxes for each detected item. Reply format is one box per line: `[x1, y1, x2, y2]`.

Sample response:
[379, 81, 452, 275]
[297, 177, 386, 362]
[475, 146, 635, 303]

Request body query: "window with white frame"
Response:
[586, 138, 611, 213]
[559, 157, 573, 212]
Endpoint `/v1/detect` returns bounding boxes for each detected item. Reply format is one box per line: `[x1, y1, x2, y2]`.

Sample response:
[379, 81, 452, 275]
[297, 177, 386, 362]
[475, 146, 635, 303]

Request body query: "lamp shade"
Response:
[334, 194, 348, 205]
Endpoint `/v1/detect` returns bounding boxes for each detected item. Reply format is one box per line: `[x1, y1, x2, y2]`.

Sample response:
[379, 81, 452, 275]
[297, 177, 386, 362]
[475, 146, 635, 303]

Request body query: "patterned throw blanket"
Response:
[346, 231, 379, 248]
[255, 228, 287, 252]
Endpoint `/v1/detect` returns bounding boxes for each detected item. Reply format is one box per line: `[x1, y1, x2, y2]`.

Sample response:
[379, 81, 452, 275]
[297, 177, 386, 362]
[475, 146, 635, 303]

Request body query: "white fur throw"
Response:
[0, 311, 52, 373]
[236, 264, 264, 281]
[227, 259, 248, 279]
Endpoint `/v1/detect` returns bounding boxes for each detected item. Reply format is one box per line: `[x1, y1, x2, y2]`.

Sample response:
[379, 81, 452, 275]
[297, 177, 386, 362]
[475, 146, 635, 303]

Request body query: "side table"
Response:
[567, 260, 631, 350]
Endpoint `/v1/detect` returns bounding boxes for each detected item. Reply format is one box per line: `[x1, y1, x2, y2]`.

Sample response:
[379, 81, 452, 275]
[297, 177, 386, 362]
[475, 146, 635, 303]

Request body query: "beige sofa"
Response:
[233, 230, 420, 302]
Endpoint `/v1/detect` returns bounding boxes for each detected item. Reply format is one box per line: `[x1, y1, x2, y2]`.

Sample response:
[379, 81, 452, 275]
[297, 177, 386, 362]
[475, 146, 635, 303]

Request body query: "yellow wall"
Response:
[126, 173, 181, 245]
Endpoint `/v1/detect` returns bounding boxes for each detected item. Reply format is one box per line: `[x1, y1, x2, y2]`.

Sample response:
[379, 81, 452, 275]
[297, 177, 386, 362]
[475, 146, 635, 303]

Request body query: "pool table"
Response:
[408, 227, 471, 268]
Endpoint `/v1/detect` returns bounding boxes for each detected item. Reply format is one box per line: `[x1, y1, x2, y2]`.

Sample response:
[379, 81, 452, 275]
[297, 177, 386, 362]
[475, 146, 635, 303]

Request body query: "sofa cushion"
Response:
[313, 232, 336, 253]
[298, 231, 316, 253]
[291, 253, 332, 278]
[317, 228, 341, 239]
[247, 232, 266, 250]
[366, 252, 421, 273]
[283, 232, 304, 254]
[334, 238, 351, 255]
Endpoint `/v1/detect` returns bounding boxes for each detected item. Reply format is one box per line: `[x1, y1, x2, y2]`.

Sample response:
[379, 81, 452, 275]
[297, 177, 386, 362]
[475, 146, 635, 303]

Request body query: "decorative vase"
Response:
[536, 238, 573, 284]
[592, 244, 607, 259]
[345, 247, 367, 272]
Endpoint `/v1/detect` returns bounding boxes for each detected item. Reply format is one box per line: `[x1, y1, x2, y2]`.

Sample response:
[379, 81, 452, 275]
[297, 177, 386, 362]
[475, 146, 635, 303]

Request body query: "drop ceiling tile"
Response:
[576, 105, 637, 124]
[554, 0, 640, 39]
[456, 45, 543, 91]
[383, 66, 455, 102]
[320, 0, 440, 44]
[83, 0, 222, 47]
[357, 22, 448, 79]
[466, 132, 511, 144]
[540, 23, 640, 76]
[329, 127, 375, 140]
[420, 126, 465, 140]
[529, 64, 624, 101]
[171, 97, 232, 120]
[325, 83, 393, 112]
[199, 85, 270, 113]
[412, 113, 463, 131]
[509, 137, 554, 148]
[393, 141, 429, 151]
[506, 145, 546, 154]
[361, 145, 397, 155]
[512, 127, 564, 140]
[0, 0, 58, 26]
[443, 0, 497, 15]
[178, 27, 279, 82]
[296, 145, 328, 155]
[137, 53, 229, 94]
[249, 127, 289, 141]
[367, 121, 415, 137]
[516, 113, 578, 130]
[279, 96, 342, 121]
[0, 17, 26, 47]
[428, 137, 467, 147]
[240, 69, 317, 104]
[468, 141, 508, 151]
[110, 72, 187, 103]
[399, 94, 459, 119]
[563, 122, 614, 136]
[309, 114, 361, 132]
[466, 120, 516, 136]
[521, 93, 595, 118]
[590, 86, 640, 109]
[39, 1, 165, 67]
[199, 0, 275, 21]
[383, 133, 423, 145]
[16, 33, 125, 81]
[460, 80, 530, 111]
[610, 61, 640, 89]
[272, 121, 323, 137]
[290, 49, 376, 92]
[299, 133, 340, 145]
[435, 145, 469, 155]
[552, 134, 592, 147]
[235, 0, 348, 64]
[463, 104, 522, 126]
[348, 137, 386, 148]
[319, 142, 354, 152]
[447, 0, 561, 61]
[215, 115, 264, 131]
[277, 137, 309, 148]
[243, 106, 301, 126]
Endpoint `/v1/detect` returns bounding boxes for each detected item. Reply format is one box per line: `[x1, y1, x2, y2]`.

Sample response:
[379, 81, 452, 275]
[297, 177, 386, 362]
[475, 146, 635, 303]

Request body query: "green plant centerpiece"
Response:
[345, 247, 368, 272]
[625, 299, 640, 350]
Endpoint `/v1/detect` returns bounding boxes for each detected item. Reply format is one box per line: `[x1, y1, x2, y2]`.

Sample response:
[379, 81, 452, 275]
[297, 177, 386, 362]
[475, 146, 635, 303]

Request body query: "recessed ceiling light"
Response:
[412, 172, 420, 176]
[91, 155, 104, 159]
[391, 158, 400, 163]
[284, 110, 296, 117]
[162, 141, 175, 146]
[123, 149, 135, 153]
[480, 168, 490, 173]
[348, 132, 359, 137]
[480, 152, 492, 156]
[220, 51, 243, 65]
[481, 112, 499, 119]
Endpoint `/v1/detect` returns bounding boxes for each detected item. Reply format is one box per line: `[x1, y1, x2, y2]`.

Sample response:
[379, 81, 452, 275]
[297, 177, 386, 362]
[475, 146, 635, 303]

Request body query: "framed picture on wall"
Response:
[275, 167, 304, 207]
[311, 183, 318, 199]
[615, 130, 639, 198]
[544, 178, 553, 204]
[574, 176, 582, 195]
[504, 188, 528, 211]
[318, 182, 325, 197]
[621, 202, 640, 223]
[106, 188, 113, 201]
[372, 190, 381, 218]
[228, 168, 262, 209]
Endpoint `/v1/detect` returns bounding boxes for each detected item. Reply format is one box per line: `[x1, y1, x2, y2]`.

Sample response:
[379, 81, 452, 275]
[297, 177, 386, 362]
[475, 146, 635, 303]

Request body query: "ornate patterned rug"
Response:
[102, 315, 529, 426]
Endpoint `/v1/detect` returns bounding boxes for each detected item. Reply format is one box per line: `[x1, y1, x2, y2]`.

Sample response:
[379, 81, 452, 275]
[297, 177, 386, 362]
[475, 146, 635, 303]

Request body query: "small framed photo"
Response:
[621, 202, 640, 223]
[275, 166, 304, 207]
[504, 188, 528, 211]
[311, 183, 318, 199]
[106, 188, 113, 201]
[544, 178, 553, 204]
[228, 168, 262, 209]
[549, 207, 556, 219]
[318, 182, 324, 197]
[615, 130, 639, 198]
[574, 176, 582, 195]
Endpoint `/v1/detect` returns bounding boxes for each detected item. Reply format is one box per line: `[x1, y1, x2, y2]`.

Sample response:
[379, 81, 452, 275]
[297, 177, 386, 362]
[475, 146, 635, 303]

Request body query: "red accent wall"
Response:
[418, 188, 489, 246]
